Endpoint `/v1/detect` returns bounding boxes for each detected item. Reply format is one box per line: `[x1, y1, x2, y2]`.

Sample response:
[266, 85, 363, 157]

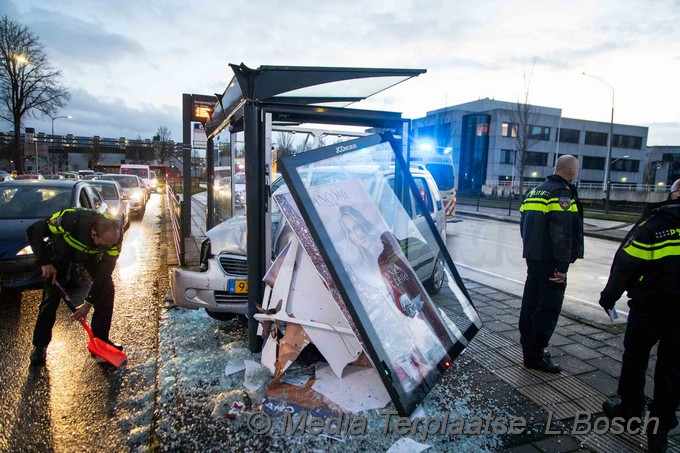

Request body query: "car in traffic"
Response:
[170, 164, 447, 321]
[0, 180, 110, 290]
[98, 174, 147, 219]
[87, 179, 130, 231]
[15, 174, 44, 180]
[233, 172, 246, 207]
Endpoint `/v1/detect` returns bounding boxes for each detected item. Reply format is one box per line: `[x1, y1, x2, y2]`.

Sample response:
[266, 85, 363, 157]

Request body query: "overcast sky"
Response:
[2, 0, 679, 146]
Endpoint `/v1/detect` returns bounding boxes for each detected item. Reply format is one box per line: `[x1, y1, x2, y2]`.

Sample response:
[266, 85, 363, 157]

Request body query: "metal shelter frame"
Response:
[201, 63, 426, 351]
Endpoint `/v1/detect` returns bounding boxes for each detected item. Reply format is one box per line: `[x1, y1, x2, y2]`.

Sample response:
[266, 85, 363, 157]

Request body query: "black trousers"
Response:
[618, 303, 680, 433]
[32, 261, 115, 348]
[519, 260, 566, 360]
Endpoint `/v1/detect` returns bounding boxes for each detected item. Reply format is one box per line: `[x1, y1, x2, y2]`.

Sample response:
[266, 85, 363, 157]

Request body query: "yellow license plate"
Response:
[230, 279, 248, 294]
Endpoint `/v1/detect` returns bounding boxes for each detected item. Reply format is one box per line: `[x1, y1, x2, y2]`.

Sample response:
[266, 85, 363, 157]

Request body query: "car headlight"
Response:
[16, 245, 33, 256]
[199, 238, 211, 271]
[131, 190, 143, 201]
[109, 207, 119, 217]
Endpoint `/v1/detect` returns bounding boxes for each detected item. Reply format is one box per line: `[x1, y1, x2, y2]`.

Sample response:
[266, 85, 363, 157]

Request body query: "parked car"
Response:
[88, 179, 130, 231]
[0, 180, 110, 290]
[15, 174, 44, 180]
[170, 164, 447, 321]
[98, 174, 147, 218]
[43, 174, 64, 180]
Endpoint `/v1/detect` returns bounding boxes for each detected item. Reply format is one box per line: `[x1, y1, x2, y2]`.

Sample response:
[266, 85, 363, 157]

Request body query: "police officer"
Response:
[27, 208, 122, 365]
[600, 179, 680, 453]
[518, 154, 584, 373]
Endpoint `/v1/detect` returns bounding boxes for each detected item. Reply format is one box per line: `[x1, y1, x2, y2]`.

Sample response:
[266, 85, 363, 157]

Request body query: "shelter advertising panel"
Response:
[279, 133, 481, 415]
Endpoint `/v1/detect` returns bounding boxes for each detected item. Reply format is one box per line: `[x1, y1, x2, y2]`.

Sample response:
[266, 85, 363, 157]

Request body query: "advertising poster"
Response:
[279, 133, 481, 415]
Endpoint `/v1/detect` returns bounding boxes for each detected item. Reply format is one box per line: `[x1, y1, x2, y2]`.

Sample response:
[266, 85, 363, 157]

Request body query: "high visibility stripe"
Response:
[623, 239, 680, 260]
[46, 208, 118, 256]
[47, 208, 77, 234]
[519, 197, 578, 213]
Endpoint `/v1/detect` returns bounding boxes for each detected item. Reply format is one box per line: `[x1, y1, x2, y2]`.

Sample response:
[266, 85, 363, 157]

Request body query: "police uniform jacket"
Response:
[599, 198, 680, 310]
[519, 174, 584, 273]
[27, 208, 121, 303]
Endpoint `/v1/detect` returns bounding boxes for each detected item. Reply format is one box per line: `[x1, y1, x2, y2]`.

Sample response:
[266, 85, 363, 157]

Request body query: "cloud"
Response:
[22, 88, 181, 141]
[25, 8, 144, 64]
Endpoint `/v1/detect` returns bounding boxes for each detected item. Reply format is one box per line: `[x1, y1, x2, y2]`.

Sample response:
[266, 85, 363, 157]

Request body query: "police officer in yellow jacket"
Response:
[600, 179, 680, 453]
[27, 208, 122, 365]
[519, 155, 584, 373]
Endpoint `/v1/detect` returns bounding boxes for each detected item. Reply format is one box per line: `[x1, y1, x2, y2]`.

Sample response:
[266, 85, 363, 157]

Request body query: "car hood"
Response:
[206, 215, 247, 256]
[0, 218, 35, 257]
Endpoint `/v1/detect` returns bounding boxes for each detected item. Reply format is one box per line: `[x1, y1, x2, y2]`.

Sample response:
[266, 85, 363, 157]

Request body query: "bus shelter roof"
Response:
[204, 63, 426, 138]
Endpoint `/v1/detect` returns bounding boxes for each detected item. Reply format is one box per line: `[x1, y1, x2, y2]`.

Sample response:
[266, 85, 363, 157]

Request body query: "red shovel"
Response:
[53, 281, 127, 367]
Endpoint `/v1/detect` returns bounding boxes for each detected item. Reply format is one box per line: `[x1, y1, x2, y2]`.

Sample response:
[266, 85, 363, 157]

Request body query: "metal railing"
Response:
[167, 185, 185, 266]
[486, 180, 671, 192]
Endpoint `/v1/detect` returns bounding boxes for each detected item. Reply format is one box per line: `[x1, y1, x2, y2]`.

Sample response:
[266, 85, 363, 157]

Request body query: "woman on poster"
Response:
[338, 205, 447, 391]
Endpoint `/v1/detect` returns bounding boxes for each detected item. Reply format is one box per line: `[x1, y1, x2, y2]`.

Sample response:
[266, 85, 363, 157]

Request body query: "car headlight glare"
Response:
[131, 191, 143, 201]
[17, 245, 33, 256]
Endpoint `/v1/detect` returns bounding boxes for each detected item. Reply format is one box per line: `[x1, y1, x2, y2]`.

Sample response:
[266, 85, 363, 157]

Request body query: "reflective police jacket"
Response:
[519, 174, 584, 273]
[27, 208, 120, 300]
[599, 199, 680, 308]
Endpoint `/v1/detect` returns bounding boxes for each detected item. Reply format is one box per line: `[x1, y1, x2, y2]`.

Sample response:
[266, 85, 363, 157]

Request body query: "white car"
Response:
[170, 165, 447, 321]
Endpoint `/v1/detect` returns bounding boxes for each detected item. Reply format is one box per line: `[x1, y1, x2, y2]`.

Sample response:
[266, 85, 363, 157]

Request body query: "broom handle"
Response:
[52, 281, 96, 341]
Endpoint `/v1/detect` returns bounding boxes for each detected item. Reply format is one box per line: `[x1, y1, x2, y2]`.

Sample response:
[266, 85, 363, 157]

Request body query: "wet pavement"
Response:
[166, 194, 679, 452]
[0, 193, 165, 452]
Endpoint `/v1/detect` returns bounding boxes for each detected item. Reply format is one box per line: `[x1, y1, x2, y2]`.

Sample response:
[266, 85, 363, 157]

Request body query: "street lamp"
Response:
[50, 115, 71, 173]
[582, 72, 615, 213]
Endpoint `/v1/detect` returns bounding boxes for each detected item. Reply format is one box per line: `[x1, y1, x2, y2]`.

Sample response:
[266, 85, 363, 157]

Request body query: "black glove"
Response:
[599, 297, 615, 313]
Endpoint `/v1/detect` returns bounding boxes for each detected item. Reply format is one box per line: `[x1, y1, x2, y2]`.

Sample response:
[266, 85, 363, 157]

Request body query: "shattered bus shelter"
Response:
[201, 64, 481, 416]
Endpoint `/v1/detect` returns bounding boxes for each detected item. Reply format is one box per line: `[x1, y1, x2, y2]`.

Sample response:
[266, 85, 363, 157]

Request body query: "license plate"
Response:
[229, 279, 248, 294]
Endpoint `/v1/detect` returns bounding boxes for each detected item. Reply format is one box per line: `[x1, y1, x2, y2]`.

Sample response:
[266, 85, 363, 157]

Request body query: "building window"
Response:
[502, 122, 518, 138]
[525, 151, 548, 166]
[583, 156, 605, 170]
[612, 134, 642, 150]
[417, 125, 435, 138]
[585, 131, 608, 146]
[476, 123, 489, 136]
[529, 126, 550, 141]
[500, 149, 514, 164]
[611, 159, 639, 172]
[557, 128, 580, 143]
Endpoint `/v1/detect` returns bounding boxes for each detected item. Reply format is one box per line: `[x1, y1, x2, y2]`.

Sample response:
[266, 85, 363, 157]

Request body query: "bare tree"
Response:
[275, 131, 295, 159]
[0, 16, 70, 174]
[510, 64, 540, 194]
[191, 149, 203, 179]
[153, 126, 174, 163]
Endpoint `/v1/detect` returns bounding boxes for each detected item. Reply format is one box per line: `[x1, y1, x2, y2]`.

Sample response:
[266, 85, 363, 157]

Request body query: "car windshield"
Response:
[102, 176, 137, 188]
[91, 183, 118, 199]
[0, 186, 72, 219]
